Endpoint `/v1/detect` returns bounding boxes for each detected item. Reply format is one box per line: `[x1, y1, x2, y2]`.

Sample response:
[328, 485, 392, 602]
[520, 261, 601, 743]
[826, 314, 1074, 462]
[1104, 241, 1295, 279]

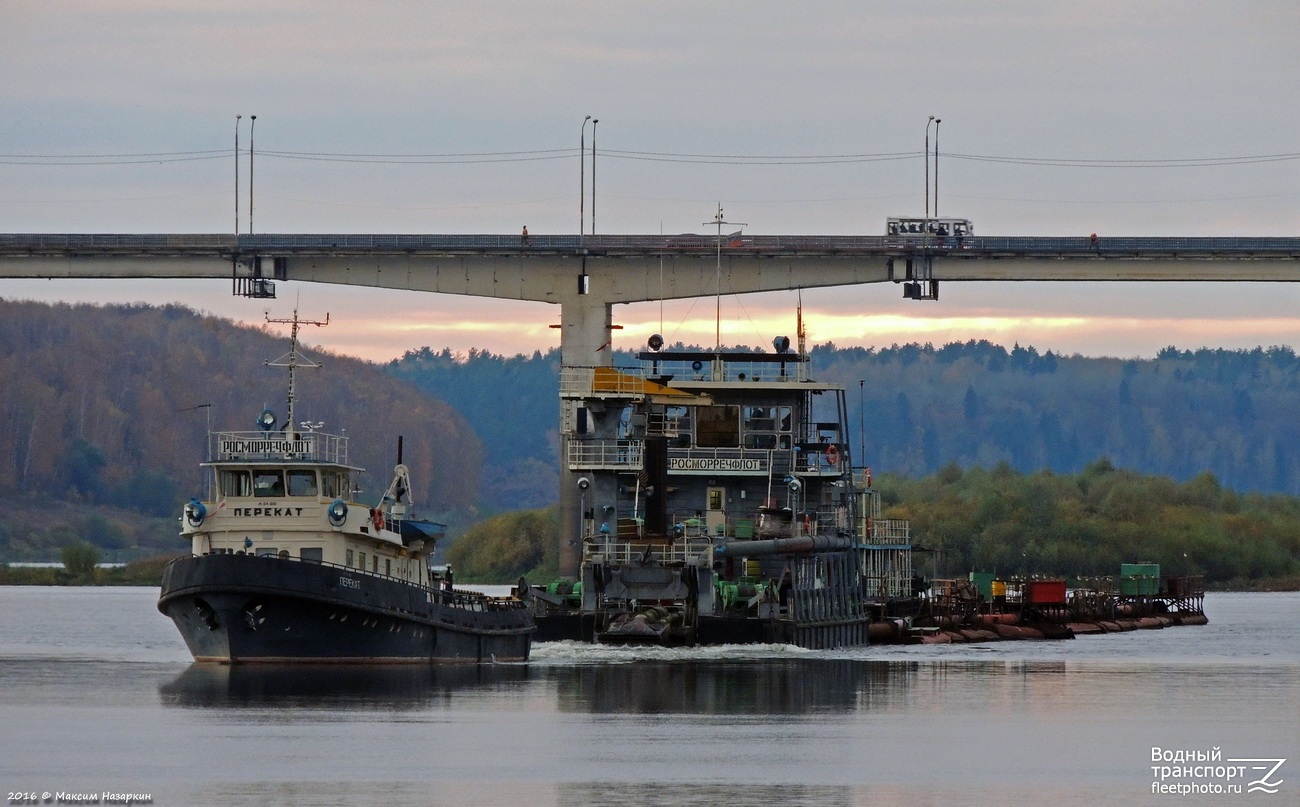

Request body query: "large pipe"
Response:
[714, 533, 855, 557]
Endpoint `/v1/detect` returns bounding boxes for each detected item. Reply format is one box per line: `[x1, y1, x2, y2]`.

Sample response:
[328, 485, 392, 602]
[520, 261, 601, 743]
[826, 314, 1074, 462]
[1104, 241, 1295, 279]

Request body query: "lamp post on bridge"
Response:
[924, 116, 940, 222]
[590, 118, 598, 235]
[933, 118, 941, 220]
[580, 116, 591, 239]
[249, 115, 257, 235]
[924, 116, 935, 220]
[234, 115, 241, 235]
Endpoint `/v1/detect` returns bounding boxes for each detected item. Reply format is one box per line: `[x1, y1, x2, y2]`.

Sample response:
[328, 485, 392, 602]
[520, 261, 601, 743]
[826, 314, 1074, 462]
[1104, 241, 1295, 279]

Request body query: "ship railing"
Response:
[583, 536, 713, 566]
[861, 547, 915, 599]
[212, 430, 348, 464]
[565, 438, 645, 470]
[645, 410, 685, 437]
[559, 365, 648, 398]
[180, 553, 525, 611]
[637, 356, 809, 384]
[868, 519, 911, 546]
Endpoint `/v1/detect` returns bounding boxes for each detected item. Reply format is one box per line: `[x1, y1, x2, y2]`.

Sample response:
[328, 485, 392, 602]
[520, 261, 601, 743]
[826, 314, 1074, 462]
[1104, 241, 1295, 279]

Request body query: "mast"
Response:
[704, 204, 746, 351]
[265, 306, 329, 439]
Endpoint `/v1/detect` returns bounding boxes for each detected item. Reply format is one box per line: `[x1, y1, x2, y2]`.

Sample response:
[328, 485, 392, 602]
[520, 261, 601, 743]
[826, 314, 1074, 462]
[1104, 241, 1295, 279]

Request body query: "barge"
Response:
[527, 327, 1207, 648]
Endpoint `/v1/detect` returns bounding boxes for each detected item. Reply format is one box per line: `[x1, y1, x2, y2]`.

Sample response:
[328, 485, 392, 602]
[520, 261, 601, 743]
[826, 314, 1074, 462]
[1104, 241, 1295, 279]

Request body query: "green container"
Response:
[1120, 576, 1160, 595]
[1120, 562, 1160, 595]
[969, 571, 995, 600]
[1120, 563, 1160, 578]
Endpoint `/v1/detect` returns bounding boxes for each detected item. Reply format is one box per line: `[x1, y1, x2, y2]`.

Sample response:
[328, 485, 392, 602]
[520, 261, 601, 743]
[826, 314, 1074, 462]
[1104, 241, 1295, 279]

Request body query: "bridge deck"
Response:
[2, 233, 1299, 259]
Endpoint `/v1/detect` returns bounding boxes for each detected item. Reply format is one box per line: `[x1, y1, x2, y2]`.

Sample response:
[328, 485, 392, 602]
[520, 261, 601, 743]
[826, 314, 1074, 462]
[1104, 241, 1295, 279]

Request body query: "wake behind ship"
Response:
[158, 311, 532, 663]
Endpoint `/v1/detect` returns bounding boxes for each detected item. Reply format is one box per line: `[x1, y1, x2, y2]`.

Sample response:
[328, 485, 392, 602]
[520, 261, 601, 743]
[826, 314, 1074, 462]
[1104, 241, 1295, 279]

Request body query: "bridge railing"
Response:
[3, 233, 1299, 256]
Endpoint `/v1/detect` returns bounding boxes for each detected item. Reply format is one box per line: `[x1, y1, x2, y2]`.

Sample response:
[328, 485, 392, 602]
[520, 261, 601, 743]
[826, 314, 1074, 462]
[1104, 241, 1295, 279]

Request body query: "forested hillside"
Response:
[5, 298, 1299, 579]
[813, 341, 1300, 493]
[0, 300, 482, 561]
[443, 463, 1300, 588]
[388, 340, 1300, 504]
[387, 347, 561, 510]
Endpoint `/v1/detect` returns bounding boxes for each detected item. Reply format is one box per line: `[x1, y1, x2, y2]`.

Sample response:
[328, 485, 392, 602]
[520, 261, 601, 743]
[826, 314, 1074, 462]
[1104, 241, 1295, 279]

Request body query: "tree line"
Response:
[442, 462, 1300, 588]
[0, 300, 483, 562]
[4, 299, 1298, 586]
[386, 339, 1300, 505]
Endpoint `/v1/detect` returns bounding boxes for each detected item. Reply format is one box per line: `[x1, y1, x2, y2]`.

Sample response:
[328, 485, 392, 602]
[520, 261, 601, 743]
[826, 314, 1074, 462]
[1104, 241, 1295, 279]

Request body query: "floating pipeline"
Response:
[873, 610, 1209, 645]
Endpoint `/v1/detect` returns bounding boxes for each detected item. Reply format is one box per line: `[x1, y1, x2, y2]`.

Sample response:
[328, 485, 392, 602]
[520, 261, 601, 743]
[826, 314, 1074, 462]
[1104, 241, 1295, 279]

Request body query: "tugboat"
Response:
[158, 310, 533, 663]
[528, 316, 916, 648]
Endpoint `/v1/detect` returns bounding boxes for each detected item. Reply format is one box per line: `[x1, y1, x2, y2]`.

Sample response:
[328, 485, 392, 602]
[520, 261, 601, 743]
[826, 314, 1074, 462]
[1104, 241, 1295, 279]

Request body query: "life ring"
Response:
[865, 467, 872, 487]
[371, 508, 384, 532]
[825, 444, 840, 466]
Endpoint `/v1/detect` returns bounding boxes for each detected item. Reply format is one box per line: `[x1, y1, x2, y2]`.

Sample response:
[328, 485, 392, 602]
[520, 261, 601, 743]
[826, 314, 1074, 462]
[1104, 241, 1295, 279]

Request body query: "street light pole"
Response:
[590, 119, 599, 235]
[924, 116, 935, 219]
[580, 116, 591, 238]
[934, 118, 942, 219]
[234, 115, 241, 236]
[248, 115, 257, 235]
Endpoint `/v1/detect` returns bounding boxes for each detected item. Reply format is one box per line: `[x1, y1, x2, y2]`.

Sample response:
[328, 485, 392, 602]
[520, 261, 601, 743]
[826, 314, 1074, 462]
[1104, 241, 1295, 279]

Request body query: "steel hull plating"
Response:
[159, 554, 531, 664]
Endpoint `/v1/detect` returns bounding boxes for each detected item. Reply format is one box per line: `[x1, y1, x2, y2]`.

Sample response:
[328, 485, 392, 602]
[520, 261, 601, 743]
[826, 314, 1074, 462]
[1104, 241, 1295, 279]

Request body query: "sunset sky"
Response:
[2, 2, 1298, 362]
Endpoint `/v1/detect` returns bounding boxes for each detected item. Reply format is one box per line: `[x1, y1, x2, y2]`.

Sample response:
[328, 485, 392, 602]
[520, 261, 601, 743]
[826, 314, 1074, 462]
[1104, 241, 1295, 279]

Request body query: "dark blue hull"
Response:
[159, 554, 532, 664]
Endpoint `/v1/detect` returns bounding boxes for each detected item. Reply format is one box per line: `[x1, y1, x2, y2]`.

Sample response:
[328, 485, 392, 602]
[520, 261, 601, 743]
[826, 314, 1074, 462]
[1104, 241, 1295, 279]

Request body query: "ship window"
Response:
[742, 405, 792, 450]
[345, 549, 354, 567]
[256, 548, 278, 557]
[287, 470, 318, 497]
[220, 470, 252, 497]
[358, 552, 366, 570]
[385, 559, 392, 577]
[321, 471, 348, 498]
[301, 547, 323, 563]
[372, 555, 379, 573]
[696, 405, 740, 448]
[664, 406, 692, 448]
[744, 406, 775, 431]
[253, 471, 285, 497]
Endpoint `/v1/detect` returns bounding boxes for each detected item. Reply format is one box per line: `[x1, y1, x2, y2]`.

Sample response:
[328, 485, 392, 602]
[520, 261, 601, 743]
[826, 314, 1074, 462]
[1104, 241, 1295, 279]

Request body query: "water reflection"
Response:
[560, 781, 857, 807]
[547, 658, 917, 715]
[159, 657, 1080, 715]
[159, 662, 530, 708]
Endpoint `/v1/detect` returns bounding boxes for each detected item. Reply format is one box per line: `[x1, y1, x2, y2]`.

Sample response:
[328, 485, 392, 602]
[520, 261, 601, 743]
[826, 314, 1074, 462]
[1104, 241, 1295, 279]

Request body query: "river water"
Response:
[0, 587, 1295, 806]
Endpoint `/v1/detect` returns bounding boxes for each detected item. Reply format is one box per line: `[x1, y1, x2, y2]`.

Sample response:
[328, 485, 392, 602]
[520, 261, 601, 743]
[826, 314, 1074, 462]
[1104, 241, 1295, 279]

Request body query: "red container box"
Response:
[1026, 579, 1067, 605]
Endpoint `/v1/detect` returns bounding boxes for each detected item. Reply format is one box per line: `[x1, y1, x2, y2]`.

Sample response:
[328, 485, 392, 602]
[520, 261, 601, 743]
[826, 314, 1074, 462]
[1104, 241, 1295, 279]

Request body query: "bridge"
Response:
[5, 231, 1300, 570]
[5, 233, 1299, 365]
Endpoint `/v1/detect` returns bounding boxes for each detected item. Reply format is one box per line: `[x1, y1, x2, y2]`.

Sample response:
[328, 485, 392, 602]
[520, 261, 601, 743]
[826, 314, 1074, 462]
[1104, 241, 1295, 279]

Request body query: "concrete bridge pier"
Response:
[554, 288, 616, 576]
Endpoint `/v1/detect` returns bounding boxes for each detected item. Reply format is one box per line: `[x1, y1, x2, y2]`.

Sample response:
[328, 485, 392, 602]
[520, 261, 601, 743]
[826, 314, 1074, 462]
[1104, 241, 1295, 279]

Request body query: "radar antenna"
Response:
[265, 306, 329, 441]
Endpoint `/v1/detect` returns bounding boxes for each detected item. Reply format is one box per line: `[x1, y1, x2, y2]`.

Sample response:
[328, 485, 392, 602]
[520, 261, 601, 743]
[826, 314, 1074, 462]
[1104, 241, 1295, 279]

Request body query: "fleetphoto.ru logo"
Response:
[1151, 747, 1286, 796]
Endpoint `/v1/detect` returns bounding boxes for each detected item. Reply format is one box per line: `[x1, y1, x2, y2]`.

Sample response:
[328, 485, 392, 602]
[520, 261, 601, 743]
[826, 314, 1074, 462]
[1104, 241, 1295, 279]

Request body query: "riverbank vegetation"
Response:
[446, 462, 1299, 589]
[4, 461, 1296, 589]
[0, 551, 183, 586]
[880, 459, 1300, 590]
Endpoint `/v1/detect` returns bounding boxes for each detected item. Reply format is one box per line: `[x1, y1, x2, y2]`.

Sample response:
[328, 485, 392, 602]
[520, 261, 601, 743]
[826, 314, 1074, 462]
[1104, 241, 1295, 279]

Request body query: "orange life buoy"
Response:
[865, 467, 872, 487]
[825, 444, 839, 466]
[371, 508, 384, 532]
